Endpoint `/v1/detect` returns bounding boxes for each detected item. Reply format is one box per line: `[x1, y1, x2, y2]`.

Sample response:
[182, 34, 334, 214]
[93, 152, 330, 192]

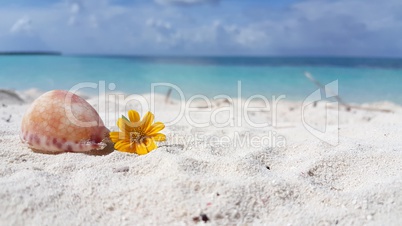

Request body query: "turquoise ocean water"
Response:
[0, 55, 402, 104]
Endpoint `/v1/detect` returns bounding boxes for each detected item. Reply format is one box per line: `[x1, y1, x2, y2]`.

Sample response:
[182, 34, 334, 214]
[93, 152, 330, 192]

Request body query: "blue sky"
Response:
[0, 0, 401, 57]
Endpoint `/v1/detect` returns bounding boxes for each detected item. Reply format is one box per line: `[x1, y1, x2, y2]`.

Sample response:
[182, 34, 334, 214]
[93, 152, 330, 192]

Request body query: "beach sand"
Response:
[0, 91, 401, 225]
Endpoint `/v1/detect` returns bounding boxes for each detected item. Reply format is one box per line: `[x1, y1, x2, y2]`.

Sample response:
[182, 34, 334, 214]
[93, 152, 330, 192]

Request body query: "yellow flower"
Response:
[109, 110, 166, 155]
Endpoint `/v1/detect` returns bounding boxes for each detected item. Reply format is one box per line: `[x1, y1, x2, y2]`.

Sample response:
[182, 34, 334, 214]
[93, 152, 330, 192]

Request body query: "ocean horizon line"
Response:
[62, 54, 402, 61]
[1, 51, 402, 60]
[3, 53, 401, 69]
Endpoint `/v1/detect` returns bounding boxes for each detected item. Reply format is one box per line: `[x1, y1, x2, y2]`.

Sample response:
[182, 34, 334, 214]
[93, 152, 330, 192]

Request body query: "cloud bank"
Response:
[0, 0, 401, 57]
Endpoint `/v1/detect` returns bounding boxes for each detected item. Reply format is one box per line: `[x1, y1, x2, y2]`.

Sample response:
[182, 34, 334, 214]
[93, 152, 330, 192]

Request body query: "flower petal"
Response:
[109, 131, 119, 143]
[128, 110, 140, 123]
[117, 118, 134, 133]
[117, 118, 127, 132]
[109, 131, 126, 143]
[124, 145, 137, 153]
[144, 137, 157, 152]
[141, 112, 154, 132]
[135, 143, 148, 155]
[114, 140, 131, 152]
[152, 133, 166, 142]
[119, 146, 135, 153]
[146, 122, 165, 135]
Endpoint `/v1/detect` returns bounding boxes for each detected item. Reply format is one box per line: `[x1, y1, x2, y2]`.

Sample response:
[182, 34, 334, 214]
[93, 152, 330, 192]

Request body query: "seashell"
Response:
[20, 90, 110, 153]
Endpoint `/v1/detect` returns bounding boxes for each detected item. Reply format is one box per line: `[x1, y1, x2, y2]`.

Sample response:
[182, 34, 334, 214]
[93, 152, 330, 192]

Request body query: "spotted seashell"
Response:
[20, 90, 110, 153]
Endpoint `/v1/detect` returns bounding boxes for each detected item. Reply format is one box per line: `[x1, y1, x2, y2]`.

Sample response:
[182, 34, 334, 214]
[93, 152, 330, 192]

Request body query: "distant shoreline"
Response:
[0, 51, 61, 56]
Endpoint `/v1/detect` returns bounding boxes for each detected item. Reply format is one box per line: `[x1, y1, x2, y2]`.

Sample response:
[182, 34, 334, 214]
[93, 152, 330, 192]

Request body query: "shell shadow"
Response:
[85, 141, 115, 156]
[30, 141, 115, 156]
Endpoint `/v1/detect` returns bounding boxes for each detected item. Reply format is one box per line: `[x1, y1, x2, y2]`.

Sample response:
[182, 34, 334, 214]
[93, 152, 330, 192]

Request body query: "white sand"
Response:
[0, 91, 401, 225]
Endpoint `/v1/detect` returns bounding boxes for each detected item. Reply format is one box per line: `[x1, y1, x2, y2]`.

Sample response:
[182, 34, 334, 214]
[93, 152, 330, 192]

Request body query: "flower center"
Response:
[130, 131, 144, 143]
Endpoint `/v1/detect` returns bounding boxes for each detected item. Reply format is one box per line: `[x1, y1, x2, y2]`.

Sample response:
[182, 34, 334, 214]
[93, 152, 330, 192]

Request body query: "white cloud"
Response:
[66, 0, 126, 27]
[0, 16, 50, 52]
[147, 18, 171, 29]
[10, 17, 32, 34]
[70, 2, 80, 14]
[155, 0, 219, 6]
[68, 2, 81, 25]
